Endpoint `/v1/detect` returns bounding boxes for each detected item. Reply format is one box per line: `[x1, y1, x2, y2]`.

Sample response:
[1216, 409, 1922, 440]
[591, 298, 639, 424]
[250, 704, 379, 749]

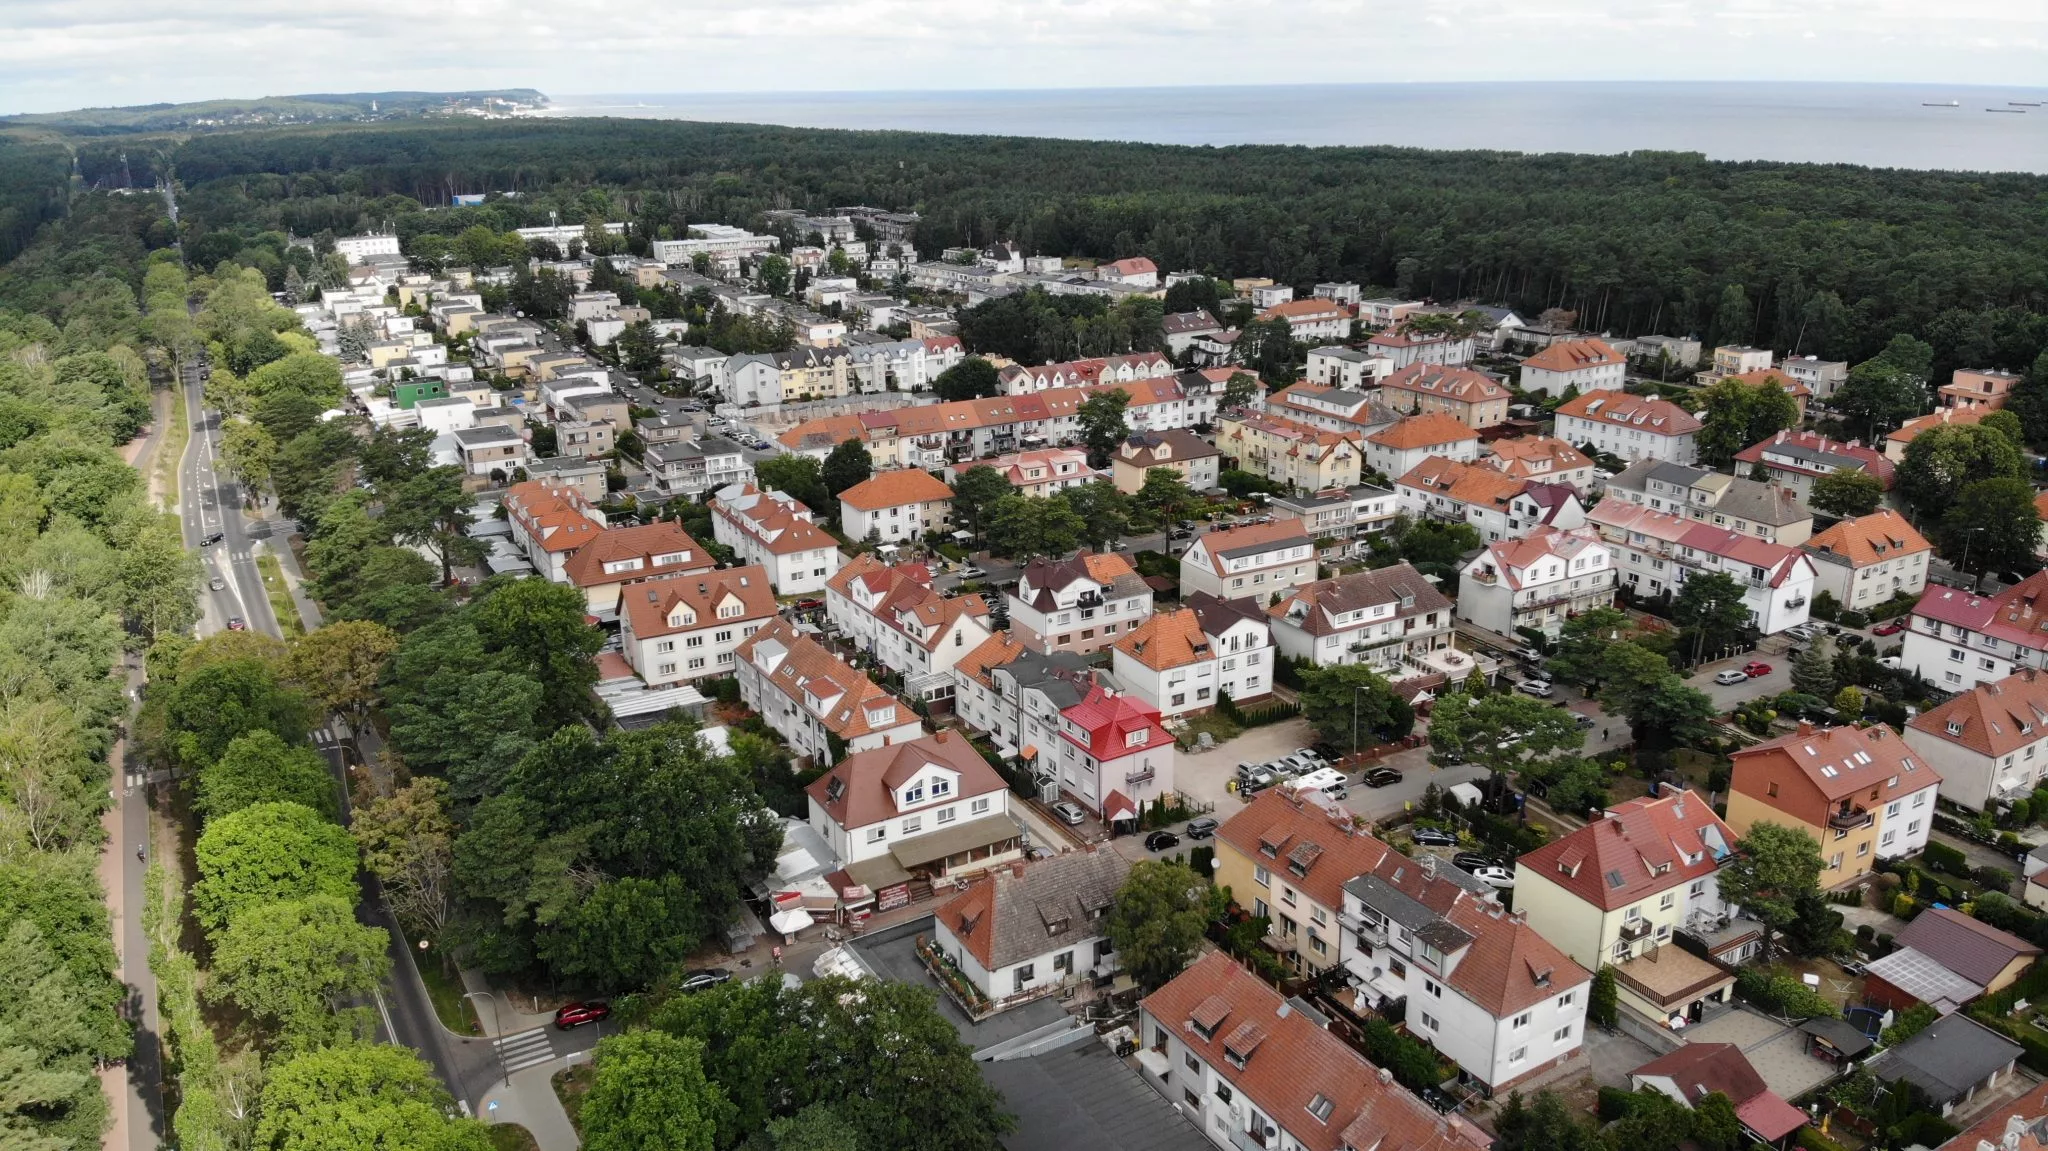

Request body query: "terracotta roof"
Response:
[1468, 527, 1607, 592]
[1630, 1042, 1769, 1107]
[805, 730, 1007, 830]
[1104, 256, 1158, 278]
[1395, 456, 1527, 510]
[1520, 338, 1624, 373]
[1480, 436, 1592, 482]
[1731, 722, 1944, 805]
[1888, 407, 1986, 449]
[1114, 608, 1212, 671]
[1186, 520, 1313, 576]
[1269, 562, 1450, 639]
[712, 484, 841, 556]
[1553, 392, 1703, 436]
[734, 618, 920, 742]
[1910, 570, 2048, 656]
[1933, 1077, 2048, 1151]
[1677, 523, 1812, 588]
[1379, 364, 1509, 404]
[838, 468, 955, 511]
[503, 480, 604, 554]
[1142, 953, 1483, 1151]
[1217, 789, 1389, 912]
[1515, 788, 1737, 912]
[1802, 510, 1930, 570]
[1735, 430, 1895, 487]
[1369, 413, 1479, 451]
[1892, 907, 2041, 988]
[1059, 684, 1172, 761]
[1912, 668, 2048, 759]
[1220, 410, 1358, 458]
[1586, 500, 1694, 547]
[1257, 299, 1347, 322]
[778, 413, 869, 453]
[936, 848, 1128, 971]
[955, 630, 1029, 689]
[828, 553, 990, 653]
[620, 565, 778, 642]
[559, 521, 716, 588]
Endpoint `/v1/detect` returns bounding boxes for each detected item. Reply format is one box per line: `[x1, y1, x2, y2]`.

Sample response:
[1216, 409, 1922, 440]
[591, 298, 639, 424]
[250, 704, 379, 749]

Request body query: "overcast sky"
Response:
[4, 0, 2044, 114]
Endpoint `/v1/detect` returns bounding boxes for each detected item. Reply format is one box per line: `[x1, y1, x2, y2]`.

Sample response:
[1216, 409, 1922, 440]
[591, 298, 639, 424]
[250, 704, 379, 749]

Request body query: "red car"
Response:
[1872, 621, 1906, 637]
[794, 598, 825, 612]
[553, 1001, 611, 1030]
[1742, 661, 1773, 678]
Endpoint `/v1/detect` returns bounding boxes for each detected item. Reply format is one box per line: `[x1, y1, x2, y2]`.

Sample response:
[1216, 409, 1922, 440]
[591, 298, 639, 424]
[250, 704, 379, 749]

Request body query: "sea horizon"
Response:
[539, 80, 2048, 175]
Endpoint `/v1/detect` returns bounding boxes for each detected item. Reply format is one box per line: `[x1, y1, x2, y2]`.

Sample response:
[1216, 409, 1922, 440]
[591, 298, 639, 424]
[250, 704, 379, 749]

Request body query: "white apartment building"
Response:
[1802, 510, 1932, 611]
[1049, 684, 1176, 822]
[618, 566, 778, 686]
[1907, 669, 2048, 813]
[931, 850, 1128, 1013]
[1780, 355, 1849, 400]
[1586, 502, 1815, 633]
[710, 484, 846, 596]
[838, 469, 954, 546]
[1395, 457, 1586, 544]
[1517, 338, 1626, 398]
[1456, 528, 1617, 641]
[1900, 572, 2048, 693]
[1365, 329, 1477, 371]
[1268, 563, 1455, 671]
[1601, 459, 1813, 546]
[650, 224, 779, 264]
[1007, 552, 1154, 657]
[1177, 521, 1318, 601]
[1110, 596, 1273, 718]
[1365, 413, 1480, 481]
[333, 233, 402, 261]
[1553, 393, 1701, 466]
[734, 619, 925, 765]
[804, 732, 1021, 886]
[1306, 346, 1394, 391]
[825, 554, 993, 699]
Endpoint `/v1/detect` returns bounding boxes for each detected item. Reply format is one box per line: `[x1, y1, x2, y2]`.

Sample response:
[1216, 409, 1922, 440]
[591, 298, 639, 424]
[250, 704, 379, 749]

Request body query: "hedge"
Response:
[1922, 840, 1969, 876]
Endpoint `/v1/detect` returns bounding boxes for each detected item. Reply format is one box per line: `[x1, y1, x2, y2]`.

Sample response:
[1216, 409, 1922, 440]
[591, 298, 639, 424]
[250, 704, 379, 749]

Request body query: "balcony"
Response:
[1619, 918, 1653, 941]
[1126, 768, 1156, 786]
[1828, 806, 1873, 832]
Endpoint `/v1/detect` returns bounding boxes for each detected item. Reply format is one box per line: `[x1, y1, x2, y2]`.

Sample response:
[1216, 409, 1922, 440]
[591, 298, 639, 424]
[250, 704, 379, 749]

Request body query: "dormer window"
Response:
[931, 779, 951, 797]
[904, 783, 925, 804]
[1125, 729, 1149, 749]
[1947, 721, 1965, 736]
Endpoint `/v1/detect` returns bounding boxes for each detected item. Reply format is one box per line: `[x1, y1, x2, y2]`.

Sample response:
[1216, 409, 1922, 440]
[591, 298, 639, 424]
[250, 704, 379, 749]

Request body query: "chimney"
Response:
[934, 730, 949, 744]
[1775, 430, 1787, 444]
[1379, 1067, 1394, 1085]
[2004, 1115, 2028, 1151]
[1798, 721, 1814, 737]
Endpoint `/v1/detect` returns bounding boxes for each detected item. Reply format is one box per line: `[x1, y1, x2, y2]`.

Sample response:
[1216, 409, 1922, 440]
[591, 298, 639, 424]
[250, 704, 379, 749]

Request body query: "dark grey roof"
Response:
[1344, 871, 1476, 953]
[1873, 1014, 2022, 1103]
[1186, 592, 1269, 639]
[452, 424, 521, 446]
[999, 650, 1094, 710]
[979, 1043, 1210, 1151]
[1796, 1016, 1874, 1058]
[968, 850, 1130, 971]
[1708, 478, 1810, 526]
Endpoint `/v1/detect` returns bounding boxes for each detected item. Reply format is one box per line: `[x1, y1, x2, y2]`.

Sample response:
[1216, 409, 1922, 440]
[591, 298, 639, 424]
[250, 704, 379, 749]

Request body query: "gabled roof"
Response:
[1118, 428, 1221, 468]
[712, 484, 842, 557]
[1911, 570, 2048, 655]
[839, 468, 955, 511]
[503, 479, 604, 553]
[1911, 668, 2048, 759]
[1187, 521, 1313, 576]
[805, 731, 1007, 830]
[1803, 510, 1931, 570]
[1553, 392, 1703, 436]
[1480, 436, 1593, 482]
[735, 617, 919, 742]
[1394, 456, 1527, 510]
[621, 565, 778, 641]
[937, 848, 1128, 971]
[956, 630, 1029, 689]
[1270, 562, 1450, 638]
[1369, 413, 1480, 451]
[1114, 609, 1213, 672]
[1888, 406, 1986, 449]
[1257, 298, 1347, 322]
[1217, 789, 1389, 912]
[1892, 907, 2041, 988]
[1516, 788, 1736, 911]
[1731, 722, 1943, 804]
[1379, 364, 1509, 404]
[560, 520, 717, 588]
[1735, 429, 1896, 487]
[829, 553, 990, 652]
[1521, 337, 1624, 372]
[1677, 523, 1811, 587]
[1466, 527, 1606, 592]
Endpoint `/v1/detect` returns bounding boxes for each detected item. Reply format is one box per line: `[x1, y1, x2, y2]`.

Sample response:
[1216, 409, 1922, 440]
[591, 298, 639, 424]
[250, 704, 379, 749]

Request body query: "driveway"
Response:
[1583, 1026, 1662, 1089]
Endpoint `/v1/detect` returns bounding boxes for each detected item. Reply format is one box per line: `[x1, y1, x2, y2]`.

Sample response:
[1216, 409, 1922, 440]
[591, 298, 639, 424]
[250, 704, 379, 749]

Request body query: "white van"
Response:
[1288, 768, 1348, 797]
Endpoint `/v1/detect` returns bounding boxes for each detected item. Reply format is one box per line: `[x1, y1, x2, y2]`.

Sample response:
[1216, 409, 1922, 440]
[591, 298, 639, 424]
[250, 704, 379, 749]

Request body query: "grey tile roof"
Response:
[1873, 1014, 2022, 1103]
[978, 1043, 1211, 1151]
[969, 850, 1129, 971]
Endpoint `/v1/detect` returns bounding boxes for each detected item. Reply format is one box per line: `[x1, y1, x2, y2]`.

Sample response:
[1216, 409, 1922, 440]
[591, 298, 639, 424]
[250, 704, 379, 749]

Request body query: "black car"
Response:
[200, 532, 225, 546]
[1144, 830, 1180, 852]
[1362, 768, 1402, 788]
[1452, 852, 1497, 873]
[1184, 817, 1220, 839]
[1411, 827, 1458, 847]
[679, 968, 733, 993]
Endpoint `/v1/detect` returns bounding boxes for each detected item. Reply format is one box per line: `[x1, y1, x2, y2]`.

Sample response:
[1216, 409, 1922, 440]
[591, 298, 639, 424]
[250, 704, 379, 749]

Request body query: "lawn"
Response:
[1174, 710, 1243, 751]
[156, 391, 192, 510]
[486, 1125, 538, 1151]
[416, 957, 482, 1036]
[553, 1064, 596, 1134]
[254, 553, 303, 636]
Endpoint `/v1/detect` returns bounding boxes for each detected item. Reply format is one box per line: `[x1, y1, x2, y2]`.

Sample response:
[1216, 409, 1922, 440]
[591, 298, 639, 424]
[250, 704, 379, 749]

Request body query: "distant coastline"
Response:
[538, 81, 2048, 174]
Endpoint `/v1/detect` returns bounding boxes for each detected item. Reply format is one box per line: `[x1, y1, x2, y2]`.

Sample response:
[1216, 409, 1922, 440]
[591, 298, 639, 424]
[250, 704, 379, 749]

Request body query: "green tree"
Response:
[754, 453, 829, 511]
[221, 417, 278, 499]
[196, 730, 336, 822]
[1809, 469, 1885, 518]
[254, 1042, 492, 1151]
[468, 578, 604, 731]
[1981, 409, 2027, 451]
[1425, 692, 1585, 779]
[2008, 348, 2048, 447]
[193, 801, 361, 934]
[1077, 390, 1132, 467]
[1546, 607, 1630, 690]
[757, 254, 792, 297]
[582, 1031, 726, 1151]
[1221, 370, 1260, 410]
[932, 357, 1001, 402]
[987, 493, 1084, 559]
[285, 619, 399, 728]
[1790, 639, 1838, 698]
[351, 777, 457, 941]
[1589, 966, 1618, 1029]
[947, 465, 1013, 544]
[1897, 423, 2024, 521]
[1133, 466, 1197, 528]
[1673, 571, 1754, 661]
[1711, 283, 1753, 349]
[1060, 480, 1133, 551]
[207, 895, 390, 1049]
[387, 667, 544, 801]
[1938, 477, 2041, 578]
[1494, 1089, 1602, 1151]
[381, 464, 482, 585]
[163, 656, 312, 772]
[1716, 822, 1824, 962]
[821, 439, 874, 503]
[1104, 860, 1208, 989]
[1299, 664, 1413, 753]
[769, 1104, 867, 1151]
[1695, 375, 1799, 469]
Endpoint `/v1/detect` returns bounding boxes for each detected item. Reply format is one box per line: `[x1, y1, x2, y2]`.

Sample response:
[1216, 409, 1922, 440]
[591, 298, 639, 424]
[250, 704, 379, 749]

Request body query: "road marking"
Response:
[372, 987, 397, 1047]
[492, 1028, 558, 1074]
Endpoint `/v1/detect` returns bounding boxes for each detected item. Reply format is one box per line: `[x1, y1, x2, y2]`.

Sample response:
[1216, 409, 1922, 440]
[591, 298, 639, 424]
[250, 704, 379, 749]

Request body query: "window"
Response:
[936, 807, 956, 825]
[687, 656, 707, 670]
[1254, 866, 1270, 887]
[1554, 1024, 1573, 1043]
[1857, 841, 1869, 857]
[1512, 1011, 1531, 1029]
[1418, 1012, 1439, 1031]
[931, 779, 951, 797]
[1054, 951, 1073, 973]
[1280, 886, 1296, 907]
[1254, 898, 1269, 919]
[1425, 979, 1443, 998]
[1660, 892, 1675, 909]
[1182, 1089, 1200, 1110]
[655, 640, 675, 653]
[971, 797, 991, 815]
[1508, 1047, 1528, 1065]
[1559, 992, 1576, 1008]
[715, 629, 733, 643]
[902, 816, 922, 835]
[686, 635, 705, 648]
[1184, 1052, 1199, 1073]
[904, 784, 925, 803]
[1828, 852, 1843, 870]
[866, 826, 887, 843]
[1014, 964, 1034, 990]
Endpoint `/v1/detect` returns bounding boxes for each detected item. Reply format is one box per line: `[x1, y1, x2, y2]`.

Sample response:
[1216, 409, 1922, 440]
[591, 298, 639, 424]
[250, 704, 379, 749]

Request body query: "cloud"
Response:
[0, 0, 2042, 113]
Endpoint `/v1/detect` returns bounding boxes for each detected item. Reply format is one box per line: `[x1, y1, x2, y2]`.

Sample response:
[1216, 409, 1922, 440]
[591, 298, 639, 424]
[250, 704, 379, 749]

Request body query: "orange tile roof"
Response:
[1803, 509, 1930, 569]
[1368, 412, 1479, 451]
[713, 484, 842, 556]
[559, 521, 716, 588]
[826, 553, 989, 653]
[1217, 789, 1389, 912]
[1189, 520, 1313, 576]
[1909, 668, 2048, 760]
[1520, 337, 1623, 372]
[777, 413, 869, 453]
[1517, 788, 1737, 912]
[1553, 392, 1703, 436]
[1257, 298, 1347, 321]
[1395, 456, 1528, 509]
[620, 565, 778, 642]
[1113, 608, 1211, 671]
[1379, 364, 1509, 403]
[1732, 722, 1942, 805]
[503, 480, 604, 554]
[838, 467, 955, 511]
[1078, 551, 1139, 585]
[806, 730, 1006, 830]
[955, 630, 1028, 688]
[734, 618, 918, 742]
[1887, 406, 1987, 448]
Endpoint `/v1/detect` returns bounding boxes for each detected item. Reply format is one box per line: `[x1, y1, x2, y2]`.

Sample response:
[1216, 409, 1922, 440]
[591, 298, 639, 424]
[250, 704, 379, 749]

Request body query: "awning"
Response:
[1019, 744, 1039, 761]
[1103, 789, 1139, 824]
[769, 908, 815, 935]
[1736, 1092, 1809, 1142]
[844, 855, 913, 891]
[889, 814, 1021, 868]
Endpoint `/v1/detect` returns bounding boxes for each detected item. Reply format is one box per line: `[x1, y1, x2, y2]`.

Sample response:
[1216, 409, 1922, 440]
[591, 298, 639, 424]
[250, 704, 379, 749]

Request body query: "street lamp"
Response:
[1957, 526, 1986, 594]
[463, 991, 512, 1087]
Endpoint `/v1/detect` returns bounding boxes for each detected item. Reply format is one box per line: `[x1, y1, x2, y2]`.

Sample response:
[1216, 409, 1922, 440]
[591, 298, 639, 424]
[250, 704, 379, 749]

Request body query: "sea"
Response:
[541, 82, 2048, 174]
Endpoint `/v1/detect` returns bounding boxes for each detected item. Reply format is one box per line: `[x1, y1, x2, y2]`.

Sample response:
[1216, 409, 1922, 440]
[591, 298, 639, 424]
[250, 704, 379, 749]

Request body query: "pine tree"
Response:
[1790, 638, 1837, 698]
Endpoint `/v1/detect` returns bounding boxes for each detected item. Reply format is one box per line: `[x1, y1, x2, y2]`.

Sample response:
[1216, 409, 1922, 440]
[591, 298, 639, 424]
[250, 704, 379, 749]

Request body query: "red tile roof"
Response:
[1734, 430, 1895, 487]
[1910, 668, 2048, 759]
[1802, 509, 1930, 570]
[734, 618, 919, 742]
[1059, 684, 1171, 760]
[1515, 788, 1737, 912]
[1521, 338, 1623, 372]
[1369, 413, 1480, 451]
[805, 730, 1006, 831]
[1731, 722, 1942, 805]
[620, 565, 778, 641]
[838, 468, 955, 511]
[1553, 392, 1703, 436]
[559, 520, 716, 588]
[1380, 364, 1509, 404]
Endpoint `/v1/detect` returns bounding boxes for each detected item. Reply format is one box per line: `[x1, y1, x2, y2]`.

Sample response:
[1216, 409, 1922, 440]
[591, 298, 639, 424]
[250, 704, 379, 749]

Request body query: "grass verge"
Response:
[553, 1064, 596, 1133]
[254, 553, 303, 637]
[416, 958, 483, 1036]
[156, 389, 192, 510]
[486, 1124, 539, 1151]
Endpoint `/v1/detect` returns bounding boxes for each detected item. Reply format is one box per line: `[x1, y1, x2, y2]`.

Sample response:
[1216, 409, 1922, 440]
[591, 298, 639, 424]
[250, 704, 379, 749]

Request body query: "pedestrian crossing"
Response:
[492, 1027, 558, 1075]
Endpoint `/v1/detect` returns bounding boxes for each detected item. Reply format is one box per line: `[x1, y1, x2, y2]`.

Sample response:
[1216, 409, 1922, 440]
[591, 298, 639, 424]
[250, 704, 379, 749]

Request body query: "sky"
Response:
[3, 0, 2045, 114]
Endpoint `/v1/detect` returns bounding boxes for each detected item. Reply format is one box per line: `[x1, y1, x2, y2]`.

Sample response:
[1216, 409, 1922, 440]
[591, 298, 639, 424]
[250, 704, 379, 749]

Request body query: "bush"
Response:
[1922, 840, 1969, 876]
[1976, 865, 2016, 892]
[1596, 1087, 1640, 1123]
[1839, 609, 1871, 629]
[1797, 1127, 1849, 1151]
[1734, 968, 1842, 1019]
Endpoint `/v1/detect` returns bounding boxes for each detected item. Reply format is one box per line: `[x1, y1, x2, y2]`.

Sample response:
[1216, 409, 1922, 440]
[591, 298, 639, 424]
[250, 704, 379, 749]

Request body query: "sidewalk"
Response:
[460, 968, 581, 1151]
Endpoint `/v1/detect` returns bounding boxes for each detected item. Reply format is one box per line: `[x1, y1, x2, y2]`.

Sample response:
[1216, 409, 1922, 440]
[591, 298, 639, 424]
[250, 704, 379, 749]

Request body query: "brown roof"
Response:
[1114, 608, 1212, 671]
[1515, 788, 1737, 912]
[1117, 428, 1221, 468]
[838, 468, 954, 511]
[827, 553, 990, 653]
[1480, 436, 1592, 482]
[1142, 952, 1483, 1151]
[1893, 908, 2041, 988]
[805, 730, 1007, 830]
[1394, 456, 1527, 510]
[1217, 789, 1389, 912]
[503, 479, 603, 554]
[1520, 337, 1624, 373]
[1269, 562, 1450, 638]
[1379, 364, 1510, 404]
[1369, 412, 1480, 451]
[1889, 407, 1986, 449]
[559, 521, 716, 588]
[1553, 392, 1703, 436]
[712, 484, 841, 556]
[1629, 1042, 1769, 1106]
[734, 618, 919, 742]
[1257, 299, 1347, 321]
[1802, 509, 1931, 570]
[1731, 722, 1943, 805]
[936, 848, 1128, 971]
[1911, 668, 2048, 759]
[620, 565, 777, 641]
[1188, 520, 1313, 576]
[955, 630, 1029, 688]
[1934, 1078, 2048, 1151]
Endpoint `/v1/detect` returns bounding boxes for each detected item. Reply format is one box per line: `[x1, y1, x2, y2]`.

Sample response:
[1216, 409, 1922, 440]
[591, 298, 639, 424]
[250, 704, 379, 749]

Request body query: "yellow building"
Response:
[1726, 723, 1943, 888]
[1215, 410, 1362, 494]
[1212, 789, 1397, 975]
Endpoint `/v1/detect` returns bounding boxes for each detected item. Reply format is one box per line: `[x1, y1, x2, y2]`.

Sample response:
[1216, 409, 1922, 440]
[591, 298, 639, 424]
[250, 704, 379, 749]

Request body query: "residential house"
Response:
[1360, 297, 1426, 328]
[1395, 458, 1583, 544]
[1111, 596, 1274, 718]
[1365, 328, 1476, 371]
[1213, 789, 1410, 976]
[1136, 951, 1487, 1151]
[1906, 668, 2048, 812]
[1727, 722, 1944, 886]
[735, 619, 924, 765]
[1627, 1046, 1810, 1147]
[1178, 521, 1318, 601]
[1096, 256, 1159, 289]
[1266, 381, 1404, 439]
[1256, 298, 1350, 342]
[950, 631, 1031, 746]
[1267, 562, 1455, 672]
[1696, 344, 1775, 386]
[724, 347, 853, 406]
[1886, 407, 1987, 463]
[503, 479, 606, 582]
[1869, 1015, 2023, 1118]
[998, 352, 1174, 395]
[1734, 430, 1895, 506]
[1904, 571, 2048, 692]
[1112, 429, 1223, 495]
[987, 649, 1100, 787]
[1007, 552, 1153, 656]
[1215, 410, 1364, 492]
[1162, 311, 1224, 355]
[1779, 355, 1849, 400]
[1050, 684, 1176, 823]
[554, 418, 615, 459]
[1553, 393, 1702, 466]
[838, 468, 955, 545]
[448, 424, 528, 477]
[825, 554, 992, 700]
[1365, 413, 1481, 481]
[1313, 282, 1363, 306]
[1802, 510, 1932, 612]
[1377, 365, 1511, 430]
[1305, 346, 1392, 391]
[643, 435, 752, 498]
[1268, 485, 1400, 560]
[710, 484, 845, 596]
[1601, 459, 1812, 545]
[1863, 907, 2041, 1017]
[1630, 334, 1703, 371]
[1456, 527, 1617, 641]
[1632, 515, 1818, 634]
[560, 520, 718, 617]
[1518, 338, 1626, 398]
[1942, 368, 2024, 411]
[524, 455, 607, 503]
[1928, 1067, 2048, 1150]
[950, 447, 1093, 498]
[931, 849, 1129, 1013]
[1479, 436, 1596, 492]
[804, 731, 1022, 895]
[618, 565, 779, 686]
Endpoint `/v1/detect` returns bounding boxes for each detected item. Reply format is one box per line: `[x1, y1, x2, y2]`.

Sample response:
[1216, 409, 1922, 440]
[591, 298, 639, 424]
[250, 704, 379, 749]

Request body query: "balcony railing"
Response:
[1126, 768, 1156, 786]
[1828, 807, 1873, 832]
[1619, 918, 1653, 941]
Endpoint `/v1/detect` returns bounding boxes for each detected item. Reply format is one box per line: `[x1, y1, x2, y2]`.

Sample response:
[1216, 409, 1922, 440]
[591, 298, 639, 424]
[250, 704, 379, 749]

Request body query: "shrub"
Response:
[1839, 609, 1870, 629]
[1922, 841, 1969, 876]
[1977, 865, 2016, 892]
[1734, 968, 1842, 1019]
[1797, 1127, 1849, 1151]
[1596, 1087, 1640, 1123]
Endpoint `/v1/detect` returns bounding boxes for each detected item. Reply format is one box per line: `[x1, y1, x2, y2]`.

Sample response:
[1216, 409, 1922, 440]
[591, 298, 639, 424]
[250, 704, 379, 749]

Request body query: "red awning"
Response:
[1736, 1093, 1808, 1142]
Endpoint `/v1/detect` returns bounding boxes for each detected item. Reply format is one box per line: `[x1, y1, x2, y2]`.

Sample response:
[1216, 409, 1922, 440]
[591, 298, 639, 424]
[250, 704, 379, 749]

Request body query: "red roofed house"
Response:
[1729, 722, 1943, 887]
[805, 730, 1022, 896]
[1366, 326, 1476, 370]
[734, 617, 924, 765]
[1365, 412, 1481, 480]
[559, 519, 719, 617]
[1734, 430, 1896, 509]
[1177, 520, 1318, 601]
[1378, 365, 1511, 430]
[710, 483, 845, 596]
[1096, 256, 1160, 290]
[1138, 951, 1492, 1151]
[1111, 594, 1275, 718]
[1908, 668, 2048, 812]
[1553, 392, 1702, 466]
[1629, 1044, 1809, 1145]
[1901, 571, 2048, 693]
[1455, 526, 1616, 641]
[1051, 684, 1174, 823]
[1518, 337, 1626, 398]
[1801, 509, 1932, 612]
[503, 478, 605, 582]
[618, 564, 779, 686]
[838, 468, 955, 545]
[947, 446, 1093, 498]
[1479, 435, 1597, 491]
[931, 848, 1129, 1013]
[825, 553, 992, 701]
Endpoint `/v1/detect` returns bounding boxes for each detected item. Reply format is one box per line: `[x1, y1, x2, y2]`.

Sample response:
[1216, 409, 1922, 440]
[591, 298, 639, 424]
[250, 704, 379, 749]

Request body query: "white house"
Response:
[333, 233, 402, 261]
[1599, 459, 1813, 546]
[1268, 562, 1455, 672]
[1007, 551, 1153, 657]
[931, 849, 1129, 1013]
[1585, 501, 1815, 632]
[503, 479, 605, 583]
[618, 565, 779, 686]
[710, 484, 845, 596]
[1177, 521, 1317, 601]
[734, 618, 925, 765]
[1110, 594, 1274, 718]
[1907, 669, 2048, 813]
[1257, 298, 1351, 342]
[1364, 413, 1480, 481]
[1480, 436, 1598, 492]
[448, 424, 529, 477]
[1456, 527, 1617, 641]
[804, 732, 1022, 892]
[1306, 346, 1393, 391]
[1901, 573, 2048, 693]
[1365, 328, 1476, 370]
[838, 469, 955, 545]
[948, 447, 1094, 498]
[825, 554, 992, 700]
[1801, 510, 1932, 612]
[559, 520, 718, 618]
[1553, 393, 1702, 466]
[1396, 457, 1584, 544]
[1049, 684, 1176, 823]
[1517, 338, 1626, 398]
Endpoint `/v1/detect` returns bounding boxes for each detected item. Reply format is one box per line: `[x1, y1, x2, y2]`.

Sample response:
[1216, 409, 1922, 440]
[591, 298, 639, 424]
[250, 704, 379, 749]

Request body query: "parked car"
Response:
[1873, 620, 1906, 637]
[1411, 827, 1458, 847]
[200, 532, 224, 546]
[554, 1001, 611, 1029]
[1742, 661, 1773, 678]
[794, 598, 825, 612]
[1051, 801, 1086, 825]
[1452, 851, 1498, 872]
[959, 565, 986, 578]
[1516, 679, 1554, 698]
[1184, 817, 1219, 839]
[1469, 865, 1516, 888]
[1293, 747, 1328, 768]
[1574, 713, 1597, 729]
[1362, 767, 1403, 788]
[1144, 831, 1180, 852]
[678, 968, 733, 993]
[1321, 784, 1350, 802]
[208, 575, 226, 591]
[1168, 528, 1193, 540]
[1785, 624, 1816, 641]
[1713, 669, 1750, 685]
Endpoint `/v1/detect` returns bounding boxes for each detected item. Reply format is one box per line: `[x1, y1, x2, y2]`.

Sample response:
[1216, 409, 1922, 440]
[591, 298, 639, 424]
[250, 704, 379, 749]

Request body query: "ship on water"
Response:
[1923, 99, 1960, 107]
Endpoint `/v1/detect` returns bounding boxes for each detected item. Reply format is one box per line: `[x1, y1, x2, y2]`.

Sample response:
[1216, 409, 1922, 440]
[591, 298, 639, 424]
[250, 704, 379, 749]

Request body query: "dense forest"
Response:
[148, 117, 2048, 371]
